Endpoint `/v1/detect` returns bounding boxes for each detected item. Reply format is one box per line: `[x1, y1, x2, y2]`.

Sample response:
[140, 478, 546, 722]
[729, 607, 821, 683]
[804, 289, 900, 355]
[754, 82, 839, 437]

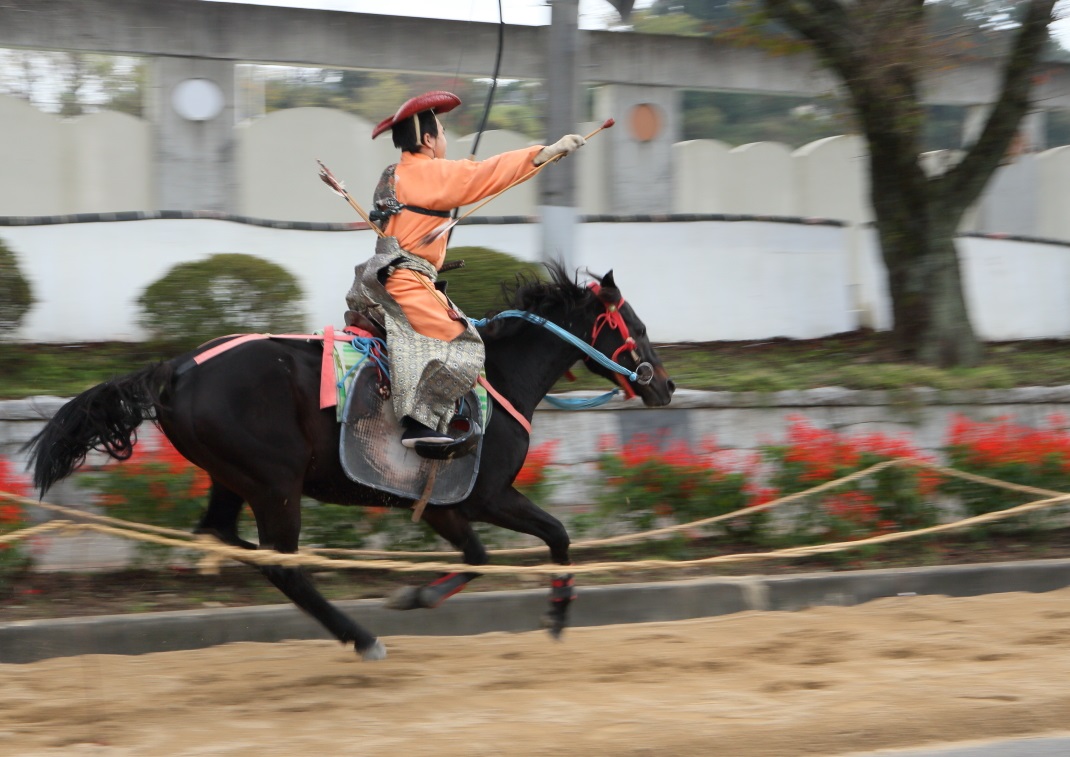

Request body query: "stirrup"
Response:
[411, 417, 482, 461]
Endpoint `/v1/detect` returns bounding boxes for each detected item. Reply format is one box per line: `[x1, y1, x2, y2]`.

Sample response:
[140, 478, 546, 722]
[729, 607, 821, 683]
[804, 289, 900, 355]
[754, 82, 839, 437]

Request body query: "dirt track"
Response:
[4, 589, 1070, 756]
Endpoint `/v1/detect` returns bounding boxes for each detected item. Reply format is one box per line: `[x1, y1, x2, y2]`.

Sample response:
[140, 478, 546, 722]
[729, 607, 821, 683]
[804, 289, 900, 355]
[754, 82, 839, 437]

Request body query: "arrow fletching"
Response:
[317, 159, 347, 198]
[418, 218, 458, 248]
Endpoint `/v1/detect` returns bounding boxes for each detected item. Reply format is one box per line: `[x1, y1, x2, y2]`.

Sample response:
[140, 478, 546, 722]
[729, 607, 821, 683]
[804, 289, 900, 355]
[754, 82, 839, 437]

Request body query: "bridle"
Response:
[586, 282, 653, 399]
[467, 285, 655, 418]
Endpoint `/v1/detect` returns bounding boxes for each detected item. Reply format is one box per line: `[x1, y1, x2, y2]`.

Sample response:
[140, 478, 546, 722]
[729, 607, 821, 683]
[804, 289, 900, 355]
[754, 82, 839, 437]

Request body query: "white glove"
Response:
[533, 134, 586, 166]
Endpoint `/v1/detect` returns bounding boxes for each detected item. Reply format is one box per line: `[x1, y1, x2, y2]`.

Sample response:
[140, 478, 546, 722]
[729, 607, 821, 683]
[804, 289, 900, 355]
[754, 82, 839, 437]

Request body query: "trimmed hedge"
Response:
[0, 239, 34, 335]
[440, 246, 545, 318]
[137, 253, 306, 348]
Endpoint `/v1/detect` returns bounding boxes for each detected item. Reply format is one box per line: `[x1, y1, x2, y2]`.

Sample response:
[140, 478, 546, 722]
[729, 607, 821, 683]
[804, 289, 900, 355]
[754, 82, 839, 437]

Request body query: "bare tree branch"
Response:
[940, 0, 1057, 206]
[763, 0, 858, 72]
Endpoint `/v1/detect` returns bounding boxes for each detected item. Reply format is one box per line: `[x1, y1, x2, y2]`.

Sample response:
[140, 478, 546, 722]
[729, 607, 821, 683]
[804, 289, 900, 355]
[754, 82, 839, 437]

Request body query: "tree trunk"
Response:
[870, 150, 982, 367]
[875, 209, 981, 366]
[762, 0, 1056, 369]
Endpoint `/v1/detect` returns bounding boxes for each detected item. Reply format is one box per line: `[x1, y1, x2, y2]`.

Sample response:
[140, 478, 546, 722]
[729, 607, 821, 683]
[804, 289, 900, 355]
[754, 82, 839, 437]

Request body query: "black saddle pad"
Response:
[338, 362, 483, 504]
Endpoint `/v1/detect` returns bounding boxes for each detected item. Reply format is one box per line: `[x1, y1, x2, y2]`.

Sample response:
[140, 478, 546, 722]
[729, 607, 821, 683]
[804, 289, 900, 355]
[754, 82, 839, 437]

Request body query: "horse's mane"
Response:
[479, 262, 597, 340]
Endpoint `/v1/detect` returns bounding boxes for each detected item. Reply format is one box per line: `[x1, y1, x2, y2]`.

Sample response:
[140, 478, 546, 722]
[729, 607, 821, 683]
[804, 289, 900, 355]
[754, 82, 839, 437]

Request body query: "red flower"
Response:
[946, 414, 1070, 469]
[0, 456, 29, 498]
[0, 457, 28, 528]
[515, 441, 559, 490]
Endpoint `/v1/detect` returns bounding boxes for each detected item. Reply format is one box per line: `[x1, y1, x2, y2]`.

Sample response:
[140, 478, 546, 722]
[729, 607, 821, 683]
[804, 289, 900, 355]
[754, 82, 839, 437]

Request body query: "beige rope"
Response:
[3, 456, 1069, 576]
[0, 460, 901, 562]
[2, 494, 199, 540]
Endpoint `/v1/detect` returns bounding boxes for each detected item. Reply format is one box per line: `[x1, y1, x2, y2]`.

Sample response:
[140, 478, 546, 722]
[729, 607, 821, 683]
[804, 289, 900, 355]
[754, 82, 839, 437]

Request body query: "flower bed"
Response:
[4, 414, 1070, 571]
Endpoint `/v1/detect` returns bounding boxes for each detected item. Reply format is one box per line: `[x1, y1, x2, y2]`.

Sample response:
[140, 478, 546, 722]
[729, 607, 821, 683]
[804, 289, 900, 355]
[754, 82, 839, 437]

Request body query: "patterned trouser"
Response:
[346, 238, 484, 432]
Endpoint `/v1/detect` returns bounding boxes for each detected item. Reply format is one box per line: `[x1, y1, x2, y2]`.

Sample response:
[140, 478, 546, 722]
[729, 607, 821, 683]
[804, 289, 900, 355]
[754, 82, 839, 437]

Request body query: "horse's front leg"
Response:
[248, 488, 386, 661]
[476, 488, 574, 639]
[384, 506, 488, 610]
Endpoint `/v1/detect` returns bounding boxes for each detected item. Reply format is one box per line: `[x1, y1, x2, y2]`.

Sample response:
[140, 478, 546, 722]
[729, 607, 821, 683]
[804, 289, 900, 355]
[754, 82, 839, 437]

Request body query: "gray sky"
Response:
[202, 0, 1070, 46]
[200, 0, 637, 29]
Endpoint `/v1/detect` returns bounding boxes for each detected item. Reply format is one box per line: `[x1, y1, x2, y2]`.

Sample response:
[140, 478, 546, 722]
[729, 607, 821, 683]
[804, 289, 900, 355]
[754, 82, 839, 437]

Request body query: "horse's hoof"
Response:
[384, 586, 424, 610]
[541, 612, 566, 640]
[358, 639, 387, 661]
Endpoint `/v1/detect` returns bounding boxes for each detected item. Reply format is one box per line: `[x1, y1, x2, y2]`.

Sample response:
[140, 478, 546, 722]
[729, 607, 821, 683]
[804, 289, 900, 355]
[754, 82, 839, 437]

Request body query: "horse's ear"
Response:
[602, 270, 616, 289]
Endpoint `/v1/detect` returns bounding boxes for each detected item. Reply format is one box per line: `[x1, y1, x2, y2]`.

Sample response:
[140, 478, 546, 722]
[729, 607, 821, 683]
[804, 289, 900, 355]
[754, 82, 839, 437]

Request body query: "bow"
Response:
[447, 0, 504, 245]
[469, 0, 504, 160]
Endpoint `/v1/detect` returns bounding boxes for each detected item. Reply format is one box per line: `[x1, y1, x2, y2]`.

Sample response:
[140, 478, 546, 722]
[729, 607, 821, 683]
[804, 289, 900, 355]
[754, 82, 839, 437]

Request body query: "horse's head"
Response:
[584, 270, 675, 407]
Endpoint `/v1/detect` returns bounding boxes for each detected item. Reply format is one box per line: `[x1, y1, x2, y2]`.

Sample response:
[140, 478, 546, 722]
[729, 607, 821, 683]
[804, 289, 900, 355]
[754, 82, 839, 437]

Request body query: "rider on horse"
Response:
[345, 90, 587, 448]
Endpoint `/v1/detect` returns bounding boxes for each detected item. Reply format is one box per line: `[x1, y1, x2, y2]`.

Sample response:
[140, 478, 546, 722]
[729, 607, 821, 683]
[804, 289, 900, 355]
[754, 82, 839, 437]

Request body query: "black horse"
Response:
[25, 265, 674, 659]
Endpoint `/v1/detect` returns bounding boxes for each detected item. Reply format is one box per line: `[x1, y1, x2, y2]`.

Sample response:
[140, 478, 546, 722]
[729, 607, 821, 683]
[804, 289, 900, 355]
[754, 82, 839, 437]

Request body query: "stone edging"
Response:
[8, 386, 1070, 421]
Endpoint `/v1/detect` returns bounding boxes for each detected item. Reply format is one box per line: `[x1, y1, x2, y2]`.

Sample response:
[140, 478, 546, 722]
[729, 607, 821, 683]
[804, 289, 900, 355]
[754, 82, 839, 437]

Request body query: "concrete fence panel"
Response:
[725, 142, 798, 217]
[237, 107, 395, 224]
[0, 95, 67, 216]
[1039, 146, 1070, 241]
[450, 129, 539, 217]
[972, 154, 1040, 237]
[672, 139, 732, 214]
[792, 135, 870, 225]
[66, 110, 153, 214]
[6, 92, 1070, 248]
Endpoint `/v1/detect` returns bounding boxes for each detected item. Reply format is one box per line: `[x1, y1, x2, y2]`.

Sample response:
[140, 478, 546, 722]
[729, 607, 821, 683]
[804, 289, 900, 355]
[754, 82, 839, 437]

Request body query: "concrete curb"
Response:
[4, 558, 1070, 664]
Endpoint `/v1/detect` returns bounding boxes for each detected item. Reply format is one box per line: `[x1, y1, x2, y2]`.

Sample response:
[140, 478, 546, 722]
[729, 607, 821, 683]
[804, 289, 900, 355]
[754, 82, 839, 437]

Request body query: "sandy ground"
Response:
[4, 590, 1070, 757]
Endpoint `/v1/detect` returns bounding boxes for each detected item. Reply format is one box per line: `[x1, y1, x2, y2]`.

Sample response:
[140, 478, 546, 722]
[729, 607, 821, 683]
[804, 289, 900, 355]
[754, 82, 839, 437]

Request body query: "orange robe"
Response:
[382, 147, 544, 340]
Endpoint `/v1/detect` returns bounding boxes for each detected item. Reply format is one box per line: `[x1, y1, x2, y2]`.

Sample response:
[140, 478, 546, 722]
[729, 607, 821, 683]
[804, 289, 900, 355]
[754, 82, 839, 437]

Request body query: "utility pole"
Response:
[540, 0, 580, 270]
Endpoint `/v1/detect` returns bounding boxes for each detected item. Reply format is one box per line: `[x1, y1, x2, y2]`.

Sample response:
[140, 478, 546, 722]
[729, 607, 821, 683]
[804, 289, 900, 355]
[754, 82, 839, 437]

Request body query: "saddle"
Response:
[344, 309, 386, 340]
[338, 310, 486, 505]
[342, 307, 482, 458]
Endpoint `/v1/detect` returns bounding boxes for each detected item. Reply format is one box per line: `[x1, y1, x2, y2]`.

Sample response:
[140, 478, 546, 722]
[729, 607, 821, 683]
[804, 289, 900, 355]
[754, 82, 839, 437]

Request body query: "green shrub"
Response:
[137, 253, 306, 348]
[0, 239, 34, 335]
[439, 246, 545, 318]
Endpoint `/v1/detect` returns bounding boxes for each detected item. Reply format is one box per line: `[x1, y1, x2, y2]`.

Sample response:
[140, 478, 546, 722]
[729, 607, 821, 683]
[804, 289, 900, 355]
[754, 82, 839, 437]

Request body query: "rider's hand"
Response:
[533, 134, 587, 166]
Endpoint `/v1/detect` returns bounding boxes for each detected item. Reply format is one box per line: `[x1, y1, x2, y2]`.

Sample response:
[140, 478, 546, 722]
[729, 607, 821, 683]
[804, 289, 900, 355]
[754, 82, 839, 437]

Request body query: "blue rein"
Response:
[468, 309, 653, 410]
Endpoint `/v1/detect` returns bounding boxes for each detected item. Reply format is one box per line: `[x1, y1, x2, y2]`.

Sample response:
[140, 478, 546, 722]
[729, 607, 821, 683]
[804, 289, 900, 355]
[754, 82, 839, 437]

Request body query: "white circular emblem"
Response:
[171, 78, 225, 121]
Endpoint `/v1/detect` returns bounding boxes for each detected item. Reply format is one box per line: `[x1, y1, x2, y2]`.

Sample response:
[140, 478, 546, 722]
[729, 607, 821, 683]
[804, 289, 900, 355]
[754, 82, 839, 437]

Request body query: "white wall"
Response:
[1, 218, 853, 343]
[4, 216, 1067, 345]
[855, 231, 1070, 340]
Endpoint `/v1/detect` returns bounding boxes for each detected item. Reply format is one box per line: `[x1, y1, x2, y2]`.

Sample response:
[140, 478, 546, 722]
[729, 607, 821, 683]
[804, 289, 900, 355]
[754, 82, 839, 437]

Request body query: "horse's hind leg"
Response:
[247, 485, 385, 660]
[386, 507, 487, 610]
[194, 480, 256, 549]
[474, 488, 575, 638]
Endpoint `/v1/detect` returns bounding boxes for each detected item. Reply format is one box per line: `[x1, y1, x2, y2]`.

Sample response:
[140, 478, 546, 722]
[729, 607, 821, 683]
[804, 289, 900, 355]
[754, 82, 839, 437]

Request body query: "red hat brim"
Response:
[371, 91, 461, 139]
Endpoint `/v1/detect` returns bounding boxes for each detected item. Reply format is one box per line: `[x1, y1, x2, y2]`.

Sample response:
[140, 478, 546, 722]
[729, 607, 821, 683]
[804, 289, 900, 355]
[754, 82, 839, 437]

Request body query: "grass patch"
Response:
[5, 331, 1070, 400]
[556, 331, 1070, 394]
[0, 342, 173, 399]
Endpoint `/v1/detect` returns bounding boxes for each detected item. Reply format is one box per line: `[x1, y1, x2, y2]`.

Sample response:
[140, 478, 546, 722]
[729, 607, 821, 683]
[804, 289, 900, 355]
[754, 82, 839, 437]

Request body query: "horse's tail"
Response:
[23, 361, 176, 495]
